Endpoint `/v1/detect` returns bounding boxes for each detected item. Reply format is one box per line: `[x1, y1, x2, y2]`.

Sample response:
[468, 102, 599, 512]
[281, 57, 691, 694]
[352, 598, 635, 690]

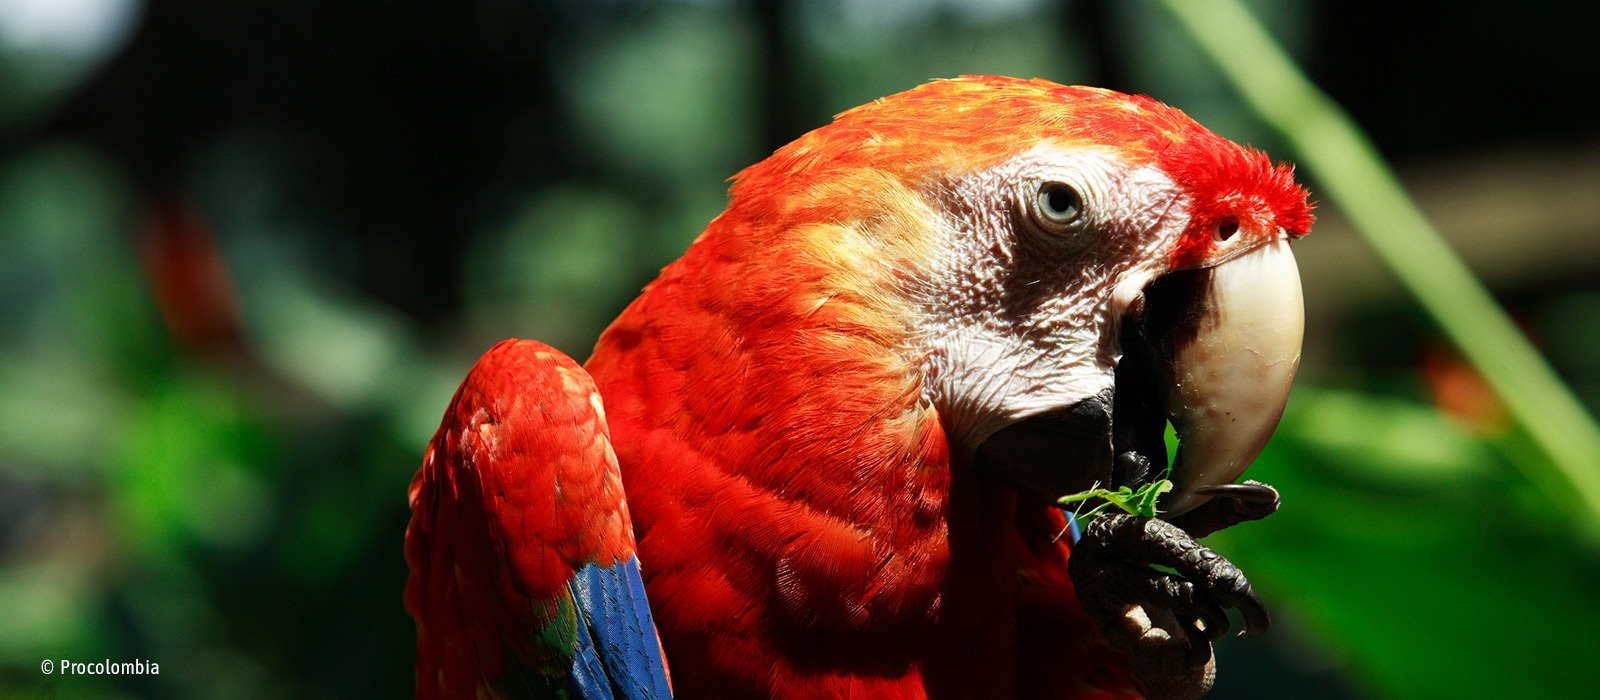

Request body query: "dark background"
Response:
[1, 0, 1597, 697]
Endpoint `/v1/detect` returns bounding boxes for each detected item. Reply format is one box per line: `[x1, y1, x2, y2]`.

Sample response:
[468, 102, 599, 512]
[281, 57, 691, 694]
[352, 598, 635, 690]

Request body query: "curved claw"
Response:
[1168, 480, 1280, 539]
[1193, 483, 1278, 504]
[1070, 514, 1271, 697]
[1236, 587, 1271, 638]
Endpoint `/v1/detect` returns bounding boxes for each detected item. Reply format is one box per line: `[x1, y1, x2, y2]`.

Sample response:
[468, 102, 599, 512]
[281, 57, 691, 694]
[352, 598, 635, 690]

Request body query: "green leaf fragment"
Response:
[1059, 479, 1174, 524]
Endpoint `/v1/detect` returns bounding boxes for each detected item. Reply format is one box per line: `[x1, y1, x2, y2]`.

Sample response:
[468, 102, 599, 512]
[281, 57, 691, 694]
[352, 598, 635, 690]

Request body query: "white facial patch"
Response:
[907, 144, 1192, 451]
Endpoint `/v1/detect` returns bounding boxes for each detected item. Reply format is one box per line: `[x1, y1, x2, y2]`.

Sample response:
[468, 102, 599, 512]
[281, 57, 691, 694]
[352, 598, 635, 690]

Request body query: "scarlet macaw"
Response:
[406, 76, 1312, 699]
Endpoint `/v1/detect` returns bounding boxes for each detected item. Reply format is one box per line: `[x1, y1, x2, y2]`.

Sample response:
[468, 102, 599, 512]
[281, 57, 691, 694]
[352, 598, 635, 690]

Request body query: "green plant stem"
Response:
[1155, 0, 1600, 529]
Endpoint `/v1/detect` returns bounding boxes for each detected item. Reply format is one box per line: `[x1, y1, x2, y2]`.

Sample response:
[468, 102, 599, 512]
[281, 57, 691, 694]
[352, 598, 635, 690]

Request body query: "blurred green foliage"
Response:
[1, 0, 1596, 698]
[1212, 387, 1600, 698]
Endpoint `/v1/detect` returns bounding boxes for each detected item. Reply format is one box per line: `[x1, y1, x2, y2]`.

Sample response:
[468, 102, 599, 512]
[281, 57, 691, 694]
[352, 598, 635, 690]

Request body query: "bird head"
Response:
[720, 76, 1313, 516]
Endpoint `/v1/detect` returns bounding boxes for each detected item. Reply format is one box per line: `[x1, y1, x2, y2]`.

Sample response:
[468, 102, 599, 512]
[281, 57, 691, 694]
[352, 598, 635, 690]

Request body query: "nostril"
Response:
[1216, 218, 1239, 242]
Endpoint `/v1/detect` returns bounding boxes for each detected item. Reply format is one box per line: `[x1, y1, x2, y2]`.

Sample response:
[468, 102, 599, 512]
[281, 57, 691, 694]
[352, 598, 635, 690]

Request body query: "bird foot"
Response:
[1068, 482, 1278, 700]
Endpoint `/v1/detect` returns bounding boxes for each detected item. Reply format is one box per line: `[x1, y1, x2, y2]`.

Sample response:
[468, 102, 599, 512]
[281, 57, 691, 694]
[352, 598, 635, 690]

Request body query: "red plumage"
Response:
[1161, 139, 1314, 269]
[589, 291, 1135, 697]
[581, 77, 1186, 697]
[406, 339, 641, 698]
[410, 75, 1313, 698]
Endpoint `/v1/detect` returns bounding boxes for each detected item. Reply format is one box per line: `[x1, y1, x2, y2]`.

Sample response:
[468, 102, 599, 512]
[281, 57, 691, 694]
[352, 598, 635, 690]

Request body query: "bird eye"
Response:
[1034, 182, 1083, 228]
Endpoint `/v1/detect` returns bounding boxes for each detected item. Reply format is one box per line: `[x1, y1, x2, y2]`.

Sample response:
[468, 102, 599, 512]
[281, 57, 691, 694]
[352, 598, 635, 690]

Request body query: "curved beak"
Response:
[970, 235, 1304, 516]
[1154, 238, 1304, 516]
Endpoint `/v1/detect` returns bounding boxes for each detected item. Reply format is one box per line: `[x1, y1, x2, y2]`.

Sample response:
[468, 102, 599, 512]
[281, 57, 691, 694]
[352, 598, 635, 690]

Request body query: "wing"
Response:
[405, 339, 672, 699]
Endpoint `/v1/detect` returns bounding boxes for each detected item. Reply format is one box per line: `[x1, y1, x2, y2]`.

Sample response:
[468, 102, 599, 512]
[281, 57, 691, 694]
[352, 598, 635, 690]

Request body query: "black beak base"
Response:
[972, 387, 1114, 499]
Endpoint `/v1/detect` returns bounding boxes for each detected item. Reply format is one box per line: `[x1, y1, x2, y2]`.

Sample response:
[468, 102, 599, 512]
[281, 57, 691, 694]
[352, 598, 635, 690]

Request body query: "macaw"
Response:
[405, 76, 1313, 699]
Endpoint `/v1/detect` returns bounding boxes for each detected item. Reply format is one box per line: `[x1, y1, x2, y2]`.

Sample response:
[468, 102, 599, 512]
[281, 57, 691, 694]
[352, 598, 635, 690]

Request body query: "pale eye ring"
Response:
[1034, 181, 1083, 228]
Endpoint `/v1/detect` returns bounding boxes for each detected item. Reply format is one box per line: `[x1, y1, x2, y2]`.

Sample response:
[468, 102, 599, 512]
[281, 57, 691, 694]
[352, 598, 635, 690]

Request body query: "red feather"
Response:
[406, 339, 642, 698]
[1161, 139, 1315, 269]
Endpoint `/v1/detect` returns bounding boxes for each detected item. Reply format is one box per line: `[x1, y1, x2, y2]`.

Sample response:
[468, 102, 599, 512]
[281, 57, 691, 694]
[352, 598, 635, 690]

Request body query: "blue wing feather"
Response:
[568, 556, 672, 699]
[569, 605, 617, 700]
